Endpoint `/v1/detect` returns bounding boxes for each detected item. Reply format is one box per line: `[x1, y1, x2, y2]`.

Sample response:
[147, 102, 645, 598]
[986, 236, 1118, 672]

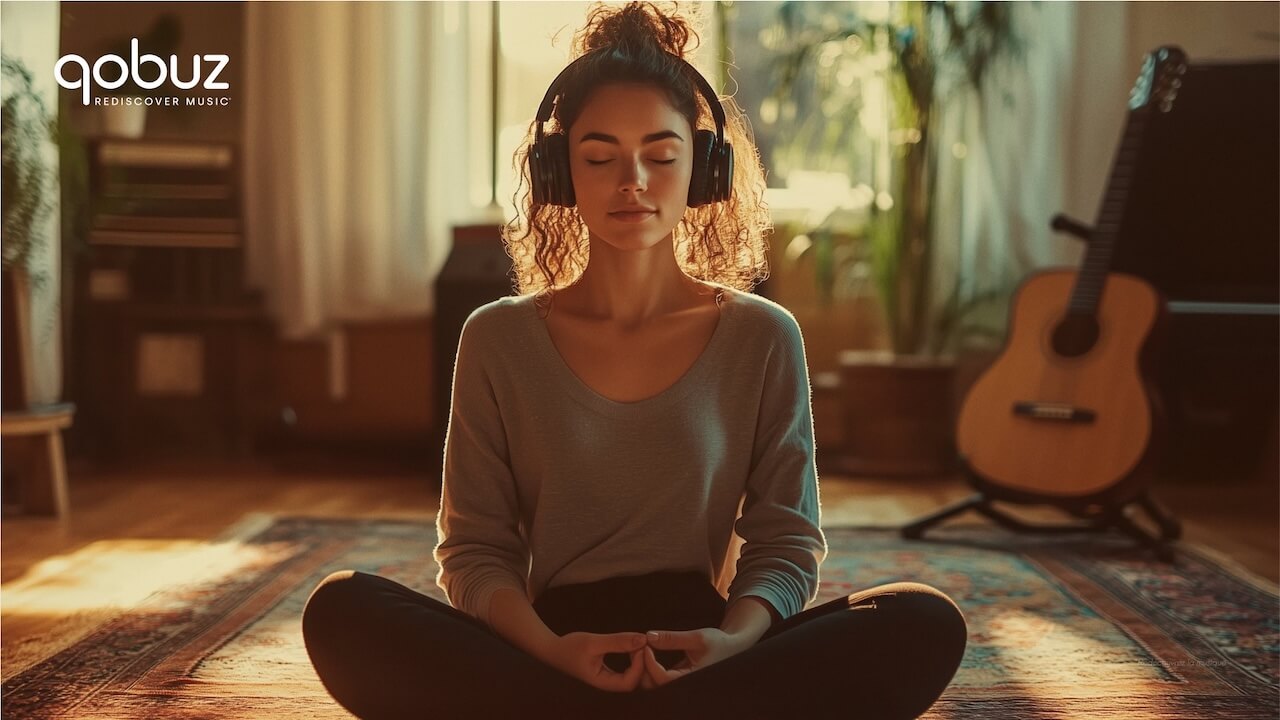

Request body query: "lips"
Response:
[609, 208, 656, 223]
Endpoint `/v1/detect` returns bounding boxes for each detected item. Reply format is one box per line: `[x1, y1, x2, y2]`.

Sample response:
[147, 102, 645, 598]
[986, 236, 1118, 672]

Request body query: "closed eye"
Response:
[585, 159, 677, 166]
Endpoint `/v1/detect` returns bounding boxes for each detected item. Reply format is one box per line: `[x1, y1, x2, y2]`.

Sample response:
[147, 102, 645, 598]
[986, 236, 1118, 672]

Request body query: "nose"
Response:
[617, 157, 647, 195]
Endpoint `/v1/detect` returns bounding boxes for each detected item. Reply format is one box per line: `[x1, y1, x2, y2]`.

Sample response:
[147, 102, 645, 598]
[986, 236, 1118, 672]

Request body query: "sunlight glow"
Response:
[986, 607, 1173, 688]
[1, 539, 292, 615]
[785, 233, 813, 262]
[499, 1, 595, 69]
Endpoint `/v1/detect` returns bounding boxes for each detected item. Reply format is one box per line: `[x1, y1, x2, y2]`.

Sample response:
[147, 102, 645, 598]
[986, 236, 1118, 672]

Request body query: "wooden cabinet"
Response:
[69, 138, 275, 462]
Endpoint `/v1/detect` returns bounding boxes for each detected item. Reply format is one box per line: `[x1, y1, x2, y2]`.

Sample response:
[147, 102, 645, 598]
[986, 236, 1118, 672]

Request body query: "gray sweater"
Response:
[433, 285, 828, 629]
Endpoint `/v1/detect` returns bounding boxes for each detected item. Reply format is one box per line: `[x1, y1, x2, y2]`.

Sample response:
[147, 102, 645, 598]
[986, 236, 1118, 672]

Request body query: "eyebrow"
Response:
[579, 130, 684, 145]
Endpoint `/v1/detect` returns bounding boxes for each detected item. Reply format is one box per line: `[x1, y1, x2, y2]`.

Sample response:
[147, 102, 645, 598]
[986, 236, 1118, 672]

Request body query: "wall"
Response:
[1061, 1, 1279, 262]
[1128, 1, 1279, 67]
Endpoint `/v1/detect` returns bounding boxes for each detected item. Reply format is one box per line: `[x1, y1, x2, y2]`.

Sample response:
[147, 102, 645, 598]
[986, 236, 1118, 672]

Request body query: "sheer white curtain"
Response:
[243, 1, 492, 341]
[928, 2, 1112, 344]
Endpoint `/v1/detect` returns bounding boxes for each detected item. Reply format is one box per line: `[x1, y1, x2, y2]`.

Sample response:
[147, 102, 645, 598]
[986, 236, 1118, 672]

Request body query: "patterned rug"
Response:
[3, 514, 1277, 719]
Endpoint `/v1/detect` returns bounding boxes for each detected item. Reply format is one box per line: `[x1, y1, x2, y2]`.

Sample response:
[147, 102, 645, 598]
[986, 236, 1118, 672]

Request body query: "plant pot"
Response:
[100, 100, 147, 138]
[835, 350, 957, 477]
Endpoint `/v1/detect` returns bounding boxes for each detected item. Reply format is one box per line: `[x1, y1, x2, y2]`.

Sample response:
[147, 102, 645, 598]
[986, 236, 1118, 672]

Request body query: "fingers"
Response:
[642, 645, 674, 687]
[588, 634, 648, 693]
[646, 629, 702, 651]
[593, 632, 700, 692]
[619, 645, 645, 691]
[597, 649, 644, 693]
[638, 662, 656, 691]
[611, 632, 648, 652]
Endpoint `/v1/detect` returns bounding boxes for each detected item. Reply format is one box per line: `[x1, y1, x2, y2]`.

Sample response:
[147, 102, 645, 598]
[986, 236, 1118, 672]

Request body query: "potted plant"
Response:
[765, 1, 1022, 475]
[2, 55, 61, 410]
[96, 14, 182, 138]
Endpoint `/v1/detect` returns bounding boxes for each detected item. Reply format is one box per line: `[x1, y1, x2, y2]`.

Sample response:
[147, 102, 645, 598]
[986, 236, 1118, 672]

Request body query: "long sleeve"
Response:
[433, 310, 530, 627]
[725, 310, 829, 622]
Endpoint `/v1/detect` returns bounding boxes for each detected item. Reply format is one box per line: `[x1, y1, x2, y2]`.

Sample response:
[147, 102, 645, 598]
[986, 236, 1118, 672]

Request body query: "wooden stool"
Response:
[1, 402, 75, 519]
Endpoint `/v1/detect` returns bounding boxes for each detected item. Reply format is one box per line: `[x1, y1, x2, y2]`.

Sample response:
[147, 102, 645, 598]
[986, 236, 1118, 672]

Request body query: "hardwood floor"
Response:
[2, 456, 1275, 679]
[5, 457, 1275, 585]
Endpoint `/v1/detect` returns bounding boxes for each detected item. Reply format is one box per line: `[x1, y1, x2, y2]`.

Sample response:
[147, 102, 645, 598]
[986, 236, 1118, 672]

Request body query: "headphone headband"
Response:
[534, 47, 726, 146]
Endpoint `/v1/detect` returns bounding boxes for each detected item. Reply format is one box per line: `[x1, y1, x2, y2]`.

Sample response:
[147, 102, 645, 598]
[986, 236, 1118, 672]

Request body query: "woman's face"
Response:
[567, 83, 694, 251]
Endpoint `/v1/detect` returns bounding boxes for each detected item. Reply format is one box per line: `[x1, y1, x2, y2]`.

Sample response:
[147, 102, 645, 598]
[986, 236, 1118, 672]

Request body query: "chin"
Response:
[596, 233, 665, 252]
[591, 221, 675, 249]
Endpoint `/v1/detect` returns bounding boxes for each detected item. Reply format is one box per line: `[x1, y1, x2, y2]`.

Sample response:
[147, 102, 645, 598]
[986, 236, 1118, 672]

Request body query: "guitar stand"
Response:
[905, 212, 1189, 562]
[901, 473, 1183, 562]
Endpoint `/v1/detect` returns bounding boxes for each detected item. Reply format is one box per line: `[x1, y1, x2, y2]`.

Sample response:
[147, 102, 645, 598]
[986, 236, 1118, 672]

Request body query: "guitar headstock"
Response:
[1129, 46, 1189, 113]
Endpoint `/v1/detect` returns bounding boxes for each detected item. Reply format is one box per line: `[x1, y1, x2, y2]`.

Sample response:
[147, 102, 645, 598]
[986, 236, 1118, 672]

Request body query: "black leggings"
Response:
[302, 569, 967, 719]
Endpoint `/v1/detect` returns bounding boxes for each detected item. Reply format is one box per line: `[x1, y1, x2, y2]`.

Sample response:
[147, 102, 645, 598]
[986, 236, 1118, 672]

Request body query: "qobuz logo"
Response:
[55, 38, 229, 106]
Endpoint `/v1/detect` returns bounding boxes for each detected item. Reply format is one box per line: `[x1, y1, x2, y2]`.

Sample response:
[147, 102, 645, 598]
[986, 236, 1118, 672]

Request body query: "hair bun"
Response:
[574, 1, 702, 61]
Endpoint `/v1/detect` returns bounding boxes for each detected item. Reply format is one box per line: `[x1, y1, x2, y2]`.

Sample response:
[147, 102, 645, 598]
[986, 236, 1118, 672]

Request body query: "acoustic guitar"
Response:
[956, 46, 1189, 500]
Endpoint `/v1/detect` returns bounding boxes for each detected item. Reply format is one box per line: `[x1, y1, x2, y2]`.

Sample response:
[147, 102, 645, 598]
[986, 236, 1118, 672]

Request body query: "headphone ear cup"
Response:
[716, 141, 734, 202]
[546, 132, 574, 207]
[688, 128, 716, 207]
[529, 138, 546, 205]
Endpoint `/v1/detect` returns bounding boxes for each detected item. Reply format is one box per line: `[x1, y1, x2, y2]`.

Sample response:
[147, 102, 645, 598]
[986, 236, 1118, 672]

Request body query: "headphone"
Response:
[528, 46, 734, 208]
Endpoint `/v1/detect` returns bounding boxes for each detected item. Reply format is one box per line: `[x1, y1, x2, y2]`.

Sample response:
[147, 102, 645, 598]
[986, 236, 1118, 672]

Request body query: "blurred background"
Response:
[1, 1, 1277, 589]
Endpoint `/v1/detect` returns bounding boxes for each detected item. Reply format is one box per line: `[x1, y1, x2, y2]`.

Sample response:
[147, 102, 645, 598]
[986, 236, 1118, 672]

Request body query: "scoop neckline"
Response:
[525, 285, 737, 417]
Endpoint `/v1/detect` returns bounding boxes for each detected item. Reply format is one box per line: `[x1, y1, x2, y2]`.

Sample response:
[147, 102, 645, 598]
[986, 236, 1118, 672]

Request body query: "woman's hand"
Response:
[637, 628, 755, 688]
[543, 631, 649, 692]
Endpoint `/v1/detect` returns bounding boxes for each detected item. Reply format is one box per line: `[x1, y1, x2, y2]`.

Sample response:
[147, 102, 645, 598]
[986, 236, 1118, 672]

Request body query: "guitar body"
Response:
[957, 269, 1166, 498]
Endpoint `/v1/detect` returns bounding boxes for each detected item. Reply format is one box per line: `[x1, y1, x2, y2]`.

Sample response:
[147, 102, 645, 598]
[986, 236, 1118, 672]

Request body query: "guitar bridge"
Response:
[1012, 402, 1097, 423]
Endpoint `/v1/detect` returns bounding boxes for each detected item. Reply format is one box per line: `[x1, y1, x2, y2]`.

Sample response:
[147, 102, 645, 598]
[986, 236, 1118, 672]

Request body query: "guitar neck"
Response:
[1068, 46, 1188, 318]
[1068, 109, 1151, 317]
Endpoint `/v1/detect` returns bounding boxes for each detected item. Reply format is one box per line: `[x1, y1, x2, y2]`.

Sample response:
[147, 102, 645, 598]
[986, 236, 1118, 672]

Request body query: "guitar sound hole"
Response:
[1051, 315, 1099, 358]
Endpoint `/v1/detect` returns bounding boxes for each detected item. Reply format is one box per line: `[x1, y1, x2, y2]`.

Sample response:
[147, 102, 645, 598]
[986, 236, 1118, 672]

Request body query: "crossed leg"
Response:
[303, 572, 966, 720]
[625, 581, 968, 719]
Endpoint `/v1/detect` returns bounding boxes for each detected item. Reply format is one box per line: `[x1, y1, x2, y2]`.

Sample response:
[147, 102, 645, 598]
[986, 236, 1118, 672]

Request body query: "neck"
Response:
[560, 231, 708, 329]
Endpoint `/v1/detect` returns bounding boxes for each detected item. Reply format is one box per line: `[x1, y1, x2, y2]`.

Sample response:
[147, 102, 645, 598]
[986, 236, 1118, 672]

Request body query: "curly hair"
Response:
[501, 1, 772, 302]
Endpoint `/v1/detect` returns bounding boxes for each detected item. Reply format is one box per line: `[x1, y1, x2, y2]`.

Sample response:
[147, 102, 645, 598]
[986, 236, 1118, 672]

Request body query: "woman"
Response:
[302, 3, 967, 718]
